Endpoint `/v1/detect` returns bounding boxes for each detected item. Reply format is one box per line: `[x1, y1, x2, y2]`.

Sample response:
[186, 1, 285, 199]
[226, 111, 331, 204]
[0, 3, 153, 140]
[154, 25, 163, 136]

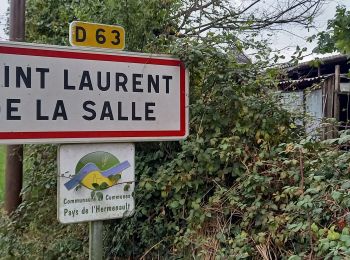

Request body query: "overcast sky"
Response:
[0, 0, 349, 61]
[267, 0, 350, 61]
[0, 0, 7, 41]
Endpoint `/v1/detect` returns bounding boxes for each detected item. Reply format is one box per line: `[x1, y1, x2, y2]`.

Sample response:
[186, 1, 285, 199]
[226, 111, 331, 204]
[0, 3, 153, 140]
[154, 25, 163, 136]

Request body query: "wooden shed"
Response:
[279, 55, 350, 138]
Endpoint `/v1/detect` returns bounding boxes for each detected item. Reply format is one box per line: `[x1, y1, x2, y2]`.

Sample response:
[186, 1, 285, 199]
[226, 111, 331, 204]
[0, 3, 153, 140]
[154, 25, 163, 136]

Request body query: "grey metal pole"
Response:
[4, 0, 25, 215]
[89, 221, 103, 260]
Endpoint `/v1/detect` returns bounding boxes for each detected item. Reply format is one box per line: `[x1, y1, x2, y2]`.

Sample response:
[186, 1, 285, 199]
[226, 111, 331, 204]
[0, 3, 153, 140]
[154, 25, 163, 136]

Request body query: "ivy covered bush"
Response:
[1, 0, 350, 259]
[104, 41, 350, 259]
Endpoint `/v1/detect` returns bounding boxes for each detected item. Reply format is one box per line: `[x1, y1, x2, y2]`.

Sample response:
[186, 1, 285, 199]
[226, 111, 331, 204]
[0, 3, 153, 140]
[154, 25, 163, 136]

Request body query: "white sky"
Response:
[266, 0, 350, 61]
[0, 0, 7, 41]
[0, 0, 349, 61]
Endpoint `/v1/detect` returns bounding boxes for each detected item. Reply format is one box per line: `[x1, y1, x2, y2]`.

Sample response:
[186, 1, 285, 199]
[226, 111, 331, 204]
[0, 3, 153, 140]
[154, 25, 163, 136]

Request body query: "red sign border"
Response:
[0, 43, 187, 141]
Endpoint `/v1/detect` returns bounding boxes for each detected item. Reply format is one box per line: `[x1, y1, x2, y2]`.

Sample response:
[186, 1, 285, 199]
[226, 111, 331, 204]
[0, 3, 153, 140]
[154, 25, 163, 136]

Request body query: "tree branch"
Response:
[172, 0, 325, 36]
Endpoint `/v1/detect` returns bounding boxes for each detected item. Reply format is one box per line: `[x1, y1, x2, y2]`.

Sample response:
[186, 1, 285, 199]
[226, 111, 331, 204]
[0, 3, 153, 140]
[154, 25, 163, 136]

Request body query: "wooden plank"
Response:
[325, 76, 335, 139]
[334, 65, 341, 138]
[5, 0, 25, 214]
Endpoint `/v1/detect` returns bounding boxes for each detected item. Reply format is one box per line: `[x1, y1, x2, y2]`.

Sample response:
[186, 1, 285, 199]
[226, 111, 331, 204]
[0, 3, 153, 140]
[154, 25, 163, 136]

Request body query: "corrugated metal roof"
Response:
[279, 74, 333, 85]
[281, 54, 349, 71]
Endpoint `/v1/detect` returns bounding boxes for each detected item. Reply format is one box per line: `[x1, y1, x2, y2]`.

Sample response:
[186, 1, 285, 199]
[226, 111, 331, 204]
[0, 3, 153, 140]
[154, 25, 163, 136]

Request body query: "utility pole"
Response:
[4, 0, 25, 214]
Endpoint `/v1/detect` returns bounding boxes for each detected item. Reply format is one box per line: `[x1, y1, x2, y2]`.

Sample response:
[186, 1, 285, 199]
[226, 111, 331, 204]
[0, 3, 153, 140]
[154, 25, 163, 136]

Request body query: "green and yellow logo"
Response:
[64, 151, 130, 191]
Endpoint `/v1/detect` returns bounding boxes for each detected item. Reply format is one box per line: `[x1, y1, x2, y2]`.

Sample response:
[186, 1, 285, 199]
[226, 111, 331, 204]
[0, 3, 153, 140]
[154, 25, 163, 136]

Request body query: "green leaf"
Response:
[327, 230, 341, 241]
[108, 174, 122, 182]
[331, 191, 342, 201]
[123, 184, 130, 191]
[99, 182, 109, 190]
[161, 191, 168, 198]
[311, 223, 318, 232]
[145, 182, 153, 191]
[342, 227, 350, 235]
[191, 202, 200, 210]
[340, 234, 350, 244]
[341, 181, 350, 190]
[96, 192, 103, 201]
[170, 201, 179, 209]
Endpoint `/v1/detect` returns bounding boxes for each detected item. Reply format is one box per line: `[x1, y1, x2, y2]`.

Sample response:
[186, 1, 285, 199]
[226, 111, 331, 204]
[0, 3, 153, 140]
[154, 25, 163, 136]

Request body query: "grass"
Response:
[0, 145, 5, 201]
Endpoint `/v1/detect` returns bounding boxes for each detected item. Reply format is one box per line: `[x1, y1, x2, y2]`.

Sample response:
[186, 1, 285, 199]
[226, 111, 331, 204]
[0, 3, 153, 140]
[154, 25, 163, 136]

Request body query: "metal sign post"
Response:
[89, 221, 103, 260]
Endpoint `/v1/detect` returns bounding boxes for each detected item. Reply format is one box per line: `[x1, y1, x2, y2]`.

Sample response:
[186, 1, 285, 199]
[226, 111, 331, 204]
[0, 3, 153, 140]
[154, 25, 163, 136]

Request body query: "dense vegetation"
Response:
[1, 0, 350, 259]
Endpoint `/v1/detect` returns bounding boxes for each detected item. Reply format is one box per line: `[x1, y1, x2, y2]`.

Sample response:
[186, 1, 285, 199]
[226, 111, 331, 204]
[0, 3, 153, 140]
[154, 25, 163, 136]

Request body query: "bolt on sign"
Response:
[70, 21, 125, 50]
[0, 41, 189, 143]
[58, 143, 135, 223]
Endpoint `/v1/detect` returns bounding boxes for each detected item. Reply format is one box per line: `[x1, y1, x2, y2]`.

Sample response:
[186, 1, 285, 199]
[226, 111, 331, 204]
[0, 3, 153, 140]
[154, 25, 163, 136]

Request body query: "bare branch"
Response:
[171, 0, 326, 37]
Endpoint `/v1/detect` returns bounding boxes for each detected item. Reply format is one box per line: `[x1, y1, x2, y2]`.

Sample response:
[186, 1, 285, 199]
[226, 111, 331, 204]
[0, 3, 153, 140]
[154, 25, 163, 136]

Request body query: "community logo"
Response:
[64, 151, 130, 191]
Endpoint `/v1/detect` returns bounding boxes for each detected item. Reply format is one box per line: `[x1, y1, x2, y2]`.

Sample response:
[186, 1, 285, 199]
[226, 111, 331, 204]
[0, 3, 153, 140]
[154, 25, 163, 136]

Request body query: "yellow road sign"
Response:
[69, 21, 125, 50]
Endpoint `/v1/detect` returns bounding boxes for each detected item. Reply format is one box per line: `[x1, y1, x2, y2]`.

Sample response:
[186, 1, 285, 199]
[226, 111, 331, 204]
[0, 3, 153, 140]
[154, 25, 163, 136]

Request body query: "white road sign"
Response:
[58, 143, 135, 223]
[0, 41, 189, 143]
